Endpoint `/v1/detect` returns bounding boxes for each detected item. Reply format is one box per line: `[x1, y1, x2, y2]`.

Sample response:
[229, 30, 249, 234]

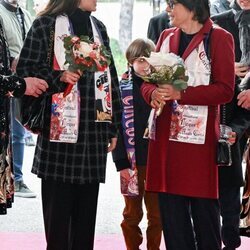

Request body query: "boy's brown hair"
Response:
[125, 38, 155, 65]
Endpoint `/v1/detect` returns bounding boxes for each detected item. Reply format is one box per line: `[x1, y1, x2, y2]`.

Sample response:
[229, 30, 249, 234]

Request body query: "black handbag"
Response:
[217, 139, 232, 166]
[217, 105, 232, 166]
[20, 28, 54, 134]
[21, 94, 47, 134]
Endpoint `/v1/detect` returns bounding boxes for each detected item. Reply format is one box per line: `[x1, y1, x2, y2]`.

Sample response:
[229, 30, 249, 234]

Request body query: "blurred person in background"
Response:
[212, 1, 250, 249]
[236, 0, 250, 109]
[0, 0, 37, 198]
[0, 20, 47, 214]
[210, 0, 231, 15]
[33, 0, 47, 15]
[147, 3, 171, 44]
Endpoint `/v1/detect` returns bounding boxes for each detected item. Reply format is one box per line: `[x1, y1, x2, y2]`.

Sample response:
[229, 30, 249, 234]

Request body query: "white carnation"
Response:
[73, 41, 93, 57]
[143, 52, 183, 69]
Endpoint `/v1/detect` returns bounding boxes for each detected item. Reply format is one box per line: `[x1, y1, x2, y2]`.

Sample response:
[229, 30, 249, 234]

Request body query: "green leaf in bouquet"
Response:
[79, 35, 92, 43]
[65, 53, 73, 64]
[183, 75, 189, 82]
[100, 45, 112, 65]
[63, 36, 73, 50]
[172, 79, 188, 90]
[172, 64, 185, 79]
[68, 64, 79, 72]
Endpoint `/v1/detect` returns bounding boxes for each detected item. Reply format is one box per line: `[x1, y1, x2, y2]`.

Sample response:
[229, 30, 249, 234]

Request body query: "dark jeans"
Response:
[11, 100, 25, 182]
[42, 179, 100, 250]
[158, 193, 221, 250]
[219, 186, 241, 249]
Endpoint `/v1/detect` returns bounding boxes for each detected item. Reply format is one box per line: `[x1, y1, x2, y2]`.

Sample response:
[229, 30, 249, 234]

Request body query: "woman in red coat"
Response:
[141, 0, 235, 249]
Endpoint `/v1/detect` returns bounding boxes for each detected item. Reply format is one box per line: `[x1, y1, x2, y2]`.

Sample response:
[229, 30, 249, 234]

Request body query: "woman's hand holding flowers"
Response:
[151, 87, 166, 109]
[60, 70, 82, 86]
[151, 85, 181, 115]
[158, 84, 181, 101]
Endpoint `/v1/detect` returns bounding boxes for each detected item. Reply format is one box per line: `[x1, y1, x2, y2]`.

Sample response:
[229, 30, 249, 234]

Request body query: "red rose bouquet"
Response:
[63, 35, 111, 97]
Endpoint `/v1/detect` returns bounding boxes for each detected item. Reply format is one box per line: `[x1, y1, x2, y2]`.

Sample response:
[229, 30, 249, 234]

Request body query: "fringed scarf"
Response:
[231, 1, 250, 88]
[231, 0, 250, 66]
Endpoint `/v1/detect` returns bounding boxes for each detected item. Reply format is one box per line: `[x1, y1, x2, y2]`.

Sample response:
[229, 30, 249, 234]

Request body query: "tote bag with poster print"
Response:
[49, 15, 80, 143]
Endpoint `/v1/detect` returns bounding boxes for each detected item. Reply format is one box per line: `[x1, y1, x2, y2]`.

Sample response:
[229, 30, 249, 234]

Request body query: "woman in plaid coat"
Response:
[16, 0, 121, 249]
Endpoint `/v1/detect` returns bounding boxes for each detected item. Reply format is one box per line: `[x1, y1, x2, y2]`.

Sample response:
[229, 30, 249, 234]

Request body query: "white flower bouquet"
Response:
[140, 52, 188, 90]
[139, 52, 189, 115]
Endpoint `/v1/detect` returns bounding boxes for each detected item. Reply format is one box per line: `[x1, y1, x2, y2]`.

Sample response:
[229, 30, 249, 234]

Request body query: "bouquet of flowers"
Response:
[139, 52, 189, 115]
[63, 35, 112, 97]
[140, 52, 188, 89]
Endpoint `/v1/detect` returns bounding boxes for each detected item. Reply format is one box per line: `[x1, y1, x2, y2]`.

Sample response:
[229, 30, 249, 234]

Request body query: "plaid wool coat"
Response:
[16, 13, 122, 184]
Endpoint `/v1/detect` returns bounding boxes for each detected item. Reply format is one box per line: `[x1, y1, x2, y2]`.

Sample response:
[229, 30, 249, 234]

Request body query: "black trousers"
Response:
[219, 186, 241, 249]
[158, 193, 221, 250]
[41, 179, 100, 250]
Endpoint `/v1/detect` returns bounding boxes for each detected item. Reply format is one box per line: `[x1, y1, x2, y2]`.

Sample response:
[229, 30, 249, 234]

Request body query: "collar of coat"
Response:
[1, 0, 20, 12]
[161, 18, 213, 61]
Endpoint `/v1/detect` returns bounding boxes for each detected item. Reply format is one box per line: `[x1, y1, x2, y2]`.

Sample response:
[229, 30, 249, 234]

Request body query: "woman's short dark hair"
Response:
[177, 0, 210, 24]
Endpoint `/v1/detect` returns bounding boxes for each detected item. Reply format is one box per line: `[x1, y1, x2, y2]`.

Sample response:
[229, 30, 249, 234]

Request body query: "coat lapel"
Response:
[169, 28, 181, 54]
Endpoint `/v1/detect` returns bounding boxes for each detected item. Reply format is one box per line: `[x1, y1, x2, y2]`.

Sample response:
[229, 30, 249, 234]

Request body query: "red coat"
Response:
[141, 19, 235, 199]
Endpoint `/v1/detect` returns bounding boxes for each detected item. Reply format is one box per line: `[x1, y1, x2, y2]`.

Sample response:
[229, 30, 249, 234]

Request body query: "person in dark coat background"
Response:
[210, 0, 231, 15]
[147, 9, 170, 44]
[212, 0, 250, 249]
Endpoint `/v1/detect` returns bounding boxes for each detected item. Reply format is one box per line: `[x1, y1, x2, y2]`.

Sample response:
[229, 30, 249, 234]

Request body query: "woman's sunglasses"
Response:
[166, 0, 178, 9]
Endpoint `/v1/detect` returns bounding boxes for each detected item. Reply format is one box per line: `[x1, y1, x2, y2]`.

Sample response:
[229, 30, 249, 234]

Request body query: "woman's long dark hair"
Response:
[38, 0, 81, 16]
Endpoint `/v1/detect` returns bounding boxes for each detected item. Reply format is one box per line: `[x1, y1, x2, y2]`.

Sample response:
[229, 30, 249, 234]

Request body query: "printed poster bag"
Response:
[49, 15, 80, 143]
[49, 84, 80, 143]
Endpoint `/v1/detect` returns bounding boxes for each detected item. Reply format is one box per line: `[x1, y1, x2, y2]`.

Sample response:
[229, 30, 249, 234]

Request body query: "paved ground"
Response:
[1, 142, 250, 250]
